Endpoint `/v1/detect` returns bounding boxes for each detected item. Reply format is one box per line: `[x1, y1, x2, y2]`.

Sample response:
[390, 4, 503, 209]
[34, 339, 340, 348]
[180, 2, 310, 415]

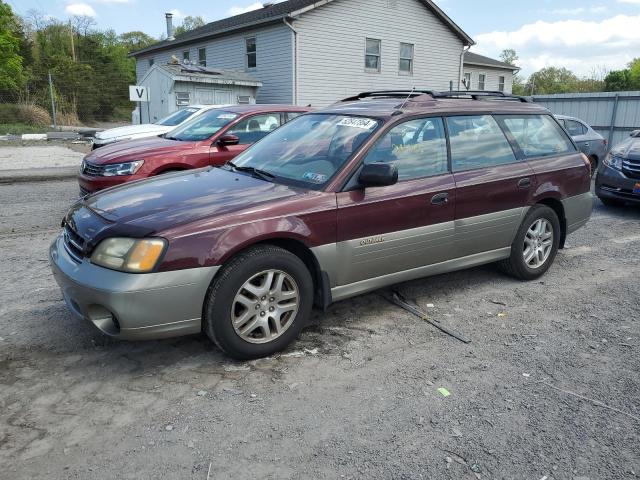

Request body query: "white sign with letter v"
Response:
[129, 85, 149, 102]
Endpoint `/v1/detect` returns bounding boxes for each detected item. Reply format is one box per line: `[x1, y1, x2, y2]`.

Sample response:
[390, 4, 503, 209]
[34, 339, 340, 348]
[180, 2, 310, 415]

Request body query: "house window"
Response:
[478, 73, 486, 90]
[148, 58, 154, 67]
[183, 50, 190, 61]
[399, 43, 414, 75]
[198, 48, 206, 67]
[498, 76, 505, 92]
[237, 95, 252, 104]
[463, 72, 471, 90]
[365, 38, 381, 72]
[176, 92, 190, 106]
[246, 37, 257, 69]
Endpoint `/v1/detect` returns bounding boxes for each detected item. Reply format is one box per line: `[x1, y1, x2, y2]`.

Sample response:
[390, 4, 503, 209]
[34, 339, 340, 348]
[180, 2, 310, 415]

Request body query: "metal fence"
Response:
[530, 91, 640, 149]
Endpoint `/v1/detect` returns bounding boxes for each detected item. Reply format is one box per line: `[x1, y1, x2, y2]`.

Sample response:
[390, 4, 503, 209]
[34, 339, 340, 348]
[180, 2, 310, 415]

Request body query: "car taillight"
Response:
[580, 153, 591, 176]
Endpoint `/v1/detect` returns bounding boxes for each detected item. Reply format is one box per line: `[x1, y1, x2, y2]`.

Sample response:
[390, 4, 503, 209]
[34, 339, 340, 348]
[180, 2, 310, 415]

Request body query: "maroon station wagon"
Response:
[50, 90, 593, 359]
[78, 105, 309, 195]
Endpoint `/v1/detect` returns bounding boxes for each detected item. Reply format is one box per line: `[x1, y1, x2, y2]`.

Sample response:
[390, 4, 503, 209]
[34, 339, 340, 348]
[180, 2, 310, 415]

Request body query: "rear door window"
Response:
[563, 119, 587, 136]
[500, 115, 576, 158]
[227, 113, 282, 144]
[363, 117, 448, 180]
[446, 115, 517, 171]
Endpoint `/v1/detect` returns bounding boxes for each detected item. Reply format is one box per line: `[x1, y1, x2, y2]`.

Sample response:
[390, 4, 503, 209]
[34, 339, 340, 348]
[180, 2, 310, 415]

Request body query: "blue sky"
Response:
[10, 0, 640, 77]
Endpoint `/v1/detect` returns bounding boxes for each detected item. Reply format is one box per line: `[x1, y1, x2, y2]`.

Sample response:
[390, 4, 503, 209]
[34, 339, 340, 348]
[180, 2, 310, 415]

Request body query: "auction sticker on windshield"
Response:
[218, 114, 237, 119]
[337, 117, 378, 130]
[302, 172, 328, 184]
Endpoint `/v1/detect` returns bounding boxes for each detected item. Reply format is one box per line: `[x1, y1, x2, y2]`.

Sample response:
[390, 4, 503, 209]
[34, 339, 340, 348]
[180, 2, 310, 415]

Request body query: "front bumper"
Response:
[49, 234, 219, 340]
[595, 164, 640, 204]
[78, 172, 148, 193]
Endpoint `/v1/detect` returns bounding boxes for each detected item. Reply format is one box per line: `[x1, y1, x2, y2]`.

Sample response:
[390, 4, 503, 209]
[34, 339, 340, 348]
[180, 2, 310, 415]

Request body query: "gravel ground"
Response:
[0, 145, 84, 171]
[0, 178, 639, 480]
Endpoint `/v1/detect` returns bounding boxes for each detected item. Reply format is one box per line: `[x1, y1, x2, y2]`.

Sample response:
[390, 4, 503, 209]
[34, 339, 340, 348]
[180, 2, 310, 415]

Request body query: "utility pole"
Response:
[48, 71, 57, 129]
[69, 21, 76, 61]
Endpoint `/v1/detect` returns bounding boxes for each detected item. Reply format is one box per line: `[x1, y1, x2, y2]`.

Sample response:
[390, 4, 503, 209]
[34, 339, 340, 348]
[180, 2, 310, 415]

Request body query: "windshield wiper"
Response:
[164, 135, 181, 141]
[228, 161, 275, 182]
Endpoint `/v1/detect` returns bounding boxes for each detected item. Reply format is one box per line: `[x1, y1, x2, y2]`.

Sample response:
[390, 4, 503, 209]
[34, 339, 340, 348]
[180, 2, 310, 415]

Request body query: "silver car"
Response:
[556, 115, 608, 176]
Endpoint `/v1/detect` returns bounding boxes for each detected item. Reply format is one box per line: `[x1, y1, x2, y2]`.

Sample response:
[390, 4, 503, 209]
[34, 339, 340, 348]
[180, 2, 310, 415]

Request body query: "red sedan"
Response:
[78, 104, 309, 195]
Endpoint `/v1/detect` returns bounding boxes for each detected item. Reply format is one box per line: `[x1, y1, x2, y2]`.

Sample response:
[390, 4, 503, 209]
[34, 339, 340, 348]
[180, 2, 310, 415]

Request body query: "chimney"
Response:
[165, 13, 175, 41]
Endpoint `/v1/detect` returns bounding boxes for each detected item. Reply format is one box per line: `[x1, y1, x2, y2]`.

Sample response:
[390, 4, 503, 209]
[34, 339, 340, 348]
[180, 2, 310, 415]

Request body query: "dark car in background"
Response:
[595, 130, 640, 206]
[556, 115, 608, 175]
[51, 90, 592, 359]
[78, 104, 309, 195]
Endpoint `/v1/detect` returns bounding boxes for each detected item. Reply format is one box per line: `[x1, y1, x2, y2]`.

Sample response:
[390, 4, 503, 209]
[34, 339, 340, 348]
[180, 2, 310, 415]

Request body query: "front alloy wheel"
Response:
[203, 245, 313, 360]
[232, 270, 299, 344]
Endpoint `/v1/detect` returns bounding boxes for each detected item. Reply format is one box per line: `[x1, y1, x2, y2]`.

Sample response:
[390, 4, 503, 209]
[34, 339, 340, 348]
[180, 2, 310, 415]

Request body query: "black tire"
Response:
[598, 197, 624, 207]
[588, 155, 598, 177]
[203, 245, 313, 360]
[498, 205, 561, 281]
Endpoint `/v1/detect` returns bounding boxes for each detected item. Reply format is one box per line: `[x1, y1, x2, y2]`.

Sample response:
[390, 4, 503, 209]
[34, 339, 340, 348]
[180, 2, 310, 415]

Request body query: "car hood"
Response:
[81, 167, 305, 233]
[95, 123, 171, 140]
[84, 136, 193, 164]
[611, 137, 640, 161]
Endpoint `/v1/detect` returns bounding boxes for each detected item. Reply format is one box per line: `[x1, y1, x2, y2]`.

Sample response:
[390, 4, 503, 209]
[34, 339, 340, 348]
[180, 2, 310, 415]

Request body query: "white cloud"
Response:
[168, 9, 185, 19]
[228, 2, 264, 16]
[545, 6, 607, 15]
[65, 3, 97, 16]
[474, 14, 640, 77]
[618, 0, 640, 4]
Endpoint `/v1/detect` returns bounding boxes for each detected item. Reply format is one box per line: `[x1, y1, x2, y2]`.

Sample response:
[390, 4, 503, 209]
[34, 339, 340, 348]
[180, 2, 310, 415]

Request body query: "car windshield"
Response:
[229, 114, 380, 189]
[167, 110, 239, 141]
[156, 107, 201, 126]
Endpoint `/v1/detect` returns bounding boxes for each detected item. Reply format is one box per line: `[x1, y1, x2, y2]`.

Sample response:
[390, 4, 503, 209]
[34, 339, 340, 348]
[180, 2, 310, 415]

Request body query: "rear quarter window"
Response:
[500, 115, 576, 158]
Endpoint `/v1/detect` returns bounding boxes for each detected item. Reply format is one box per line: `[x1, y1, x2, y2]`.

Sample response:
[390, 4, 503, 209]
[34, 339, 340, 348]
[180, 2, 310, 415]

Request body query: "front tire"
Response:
[203, 245, 313, 360]
[499, 205, 560, 281]
[598, 197, 624, 207]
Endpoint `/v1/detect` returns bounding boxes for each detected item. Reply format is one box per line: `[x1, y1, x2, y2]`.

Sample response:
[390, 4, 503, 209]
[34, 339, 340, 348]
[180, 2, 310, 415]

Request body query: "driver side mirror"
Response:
[358, 162, 398, 188]
[217, 134, 240, 146]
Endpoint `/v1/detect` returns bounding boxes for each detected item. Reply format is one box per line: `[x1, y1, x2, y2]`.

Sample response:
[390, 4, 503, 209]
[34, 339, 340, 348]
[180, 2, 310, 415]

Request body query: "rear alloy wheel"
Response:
[498, 205, 560, 281]
[203, 245, 313, 360]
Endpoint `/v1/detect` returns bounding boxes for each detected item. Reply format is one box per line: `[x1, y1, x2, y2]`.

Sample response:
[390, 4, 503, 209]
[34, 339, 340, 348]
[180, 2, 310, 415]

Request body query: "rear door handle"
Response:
[517, 177, 532, 189]
[431, 192, 449, 205]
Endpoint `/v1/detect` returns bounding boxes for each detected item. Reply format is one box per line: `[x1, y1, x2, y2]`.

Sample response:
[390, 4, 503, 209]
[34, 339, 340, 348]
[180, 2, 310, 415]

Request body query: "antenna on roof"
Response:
[397, 86, 416, 110]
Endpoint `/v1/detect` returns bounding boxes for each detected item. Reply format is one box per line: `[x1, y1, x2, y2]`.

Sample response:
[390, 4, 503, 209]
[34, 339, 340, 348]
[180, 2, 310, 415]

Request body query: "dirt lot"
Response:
[0, 178, 638, 480]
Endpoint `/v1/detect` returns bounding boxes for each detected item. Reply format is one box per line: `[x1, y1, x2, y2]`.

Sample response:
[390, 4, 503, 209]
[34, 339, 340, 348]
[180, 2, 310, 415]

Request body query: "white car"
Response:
[91, 105, 226, 149]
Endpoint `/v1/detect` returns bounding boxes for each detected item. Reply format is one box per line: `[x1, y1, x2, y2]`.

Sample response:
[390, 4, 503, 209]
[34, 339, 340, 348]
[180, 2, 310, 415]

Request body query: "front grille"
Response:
[63, 224, 86, 262]
[82, 160, 106, 177]
[622, 158, 640, 180]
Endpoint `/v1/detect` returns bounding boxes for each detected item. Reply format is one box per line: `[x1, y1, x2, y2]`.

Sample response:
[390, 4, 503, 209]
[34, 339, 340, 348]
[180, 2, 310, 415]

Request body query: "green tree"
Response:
[604, 70, 631, 91]
[526, 67, 578, 95]
[174, 16, 205, 36]
[499, 49, 518, 66]
[628, 58, 640, 90]
[0, 1, 27, 95]
[118, 31, 156, 53]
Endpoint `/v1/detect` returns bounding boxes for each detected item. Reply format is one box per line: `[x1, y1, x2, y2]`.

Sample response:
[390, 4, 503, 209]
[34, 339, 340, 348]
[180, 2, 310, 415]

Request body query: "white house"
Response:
[462, 52, 519, 94]
[133, 0, 508, 107]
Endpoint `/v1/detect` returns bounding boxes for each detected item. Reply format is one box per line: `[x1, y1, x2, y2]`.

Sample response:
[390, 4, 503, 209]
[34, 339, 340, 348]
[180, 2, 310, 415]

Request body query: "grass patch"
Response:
[0, 123, 47, 135]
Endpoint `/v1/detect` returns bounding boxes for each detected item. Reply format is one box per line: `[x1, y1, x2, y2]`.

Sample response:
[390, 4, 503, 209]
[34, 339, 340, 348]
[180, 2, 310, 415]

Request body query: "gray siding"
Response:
[462, 65, 513, 94]
[136, 24, 293, 104]
[293, 0, 465, 107]
[531, 91, 640, 147]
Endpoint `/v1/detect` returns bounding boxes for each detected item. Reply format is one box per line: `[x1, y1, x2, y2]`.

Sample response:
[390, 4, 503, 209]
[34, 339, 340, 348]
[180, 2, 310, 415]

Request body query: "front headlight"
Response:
[604, 153, 623, 170]
[102, 160, 144, 177]
[91, 237, 166, 273]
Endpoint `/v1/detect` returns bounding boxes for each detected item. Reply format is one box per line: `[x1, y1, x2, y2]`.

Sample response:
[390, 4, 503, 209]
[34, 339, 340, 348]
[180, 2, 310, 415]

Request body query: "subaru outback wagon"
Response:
[50, 90, 593, 359]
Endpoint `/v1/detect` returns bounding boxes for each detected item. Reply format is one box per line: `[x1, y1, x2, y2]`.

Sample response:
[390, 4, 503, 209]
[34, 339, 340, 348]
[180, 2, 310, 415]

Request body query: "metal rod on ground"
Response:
[48, 71, 57, 129]
[388, 291, 471, 344]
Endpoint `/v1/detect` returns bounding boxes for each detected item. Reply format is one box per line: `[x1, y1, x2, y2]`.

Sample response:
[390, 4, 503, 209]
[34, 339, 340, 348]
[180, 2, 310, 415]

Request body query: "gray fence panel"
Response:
[531, 91, 640, 148]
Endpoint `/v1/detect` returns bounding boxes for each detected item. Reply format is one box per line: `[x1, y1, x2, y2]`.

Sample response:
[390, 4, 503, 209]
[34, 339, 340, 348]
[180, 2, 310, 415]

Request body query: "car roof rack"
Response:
[435, 90, 531, 103]
[340, 90, 437, 102]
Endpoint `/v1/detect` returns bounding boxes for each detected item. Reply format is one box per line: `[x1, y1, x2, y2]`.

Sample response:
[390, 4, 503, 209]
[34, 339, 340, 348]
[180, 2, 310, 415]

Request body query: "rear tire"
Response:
[498, 205, 560, 281]
[203, 245, 313, 360]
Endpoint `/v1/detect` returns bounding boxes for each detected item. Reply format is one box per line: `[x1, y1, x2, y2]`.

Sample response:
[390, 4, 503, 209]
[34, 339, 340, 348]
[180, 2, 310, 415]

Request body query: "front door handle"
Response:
[517, 177, 532, 189]
[431, 192, 449, 205]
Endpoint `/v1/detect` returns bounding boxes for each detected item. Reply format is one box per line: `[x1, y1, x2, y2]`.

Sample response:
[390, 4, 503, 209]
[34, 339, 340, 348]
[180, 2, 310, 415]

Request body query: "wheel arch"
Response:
[535, 197, 567, 248]
[213, 236, 330, 310]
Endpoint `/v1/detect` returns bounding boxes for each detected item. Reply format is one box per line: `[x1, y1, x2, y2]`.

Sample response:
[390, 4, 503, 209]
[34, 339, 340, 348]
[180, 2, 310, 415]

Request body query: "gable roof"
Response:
[131, 0, 474, 57]
[464, 52, 519, 71]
